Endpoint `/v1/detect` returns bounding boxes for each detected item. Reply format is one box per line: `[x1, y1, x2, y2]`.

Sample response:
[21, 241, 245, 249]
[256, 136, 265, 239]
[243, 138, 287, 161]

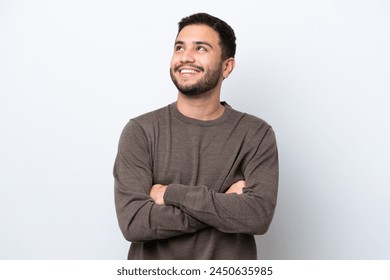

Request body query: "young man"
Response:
[113, 13, 278, 259]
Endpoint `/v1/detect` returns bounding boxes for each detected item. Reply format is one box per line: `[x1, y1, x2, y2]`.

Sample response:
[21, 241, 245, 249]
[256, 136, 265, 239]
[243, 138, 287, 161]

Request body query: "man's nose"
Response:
[180, 49, 195, 64]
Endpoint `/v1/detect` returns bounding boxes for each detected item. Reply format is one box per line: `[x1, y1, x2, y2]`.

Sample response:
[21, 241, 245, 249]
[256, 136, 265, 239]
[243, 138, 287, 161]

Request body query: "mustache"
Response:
[173, 64, 204, 72]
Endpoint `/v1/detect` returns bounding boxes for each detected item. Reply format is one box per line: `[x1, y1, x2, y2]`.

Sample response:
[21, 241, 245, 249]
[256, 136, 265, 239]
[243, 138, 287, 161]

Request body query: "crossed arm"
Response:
[150, 180, 246, 205]
[114, 120, 278, 243]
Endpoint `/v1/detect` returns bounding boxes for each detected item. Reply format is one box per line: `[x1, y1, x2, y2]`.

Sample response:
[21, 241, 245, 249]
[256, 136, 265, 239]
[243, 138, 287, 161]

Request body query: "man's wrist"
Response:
[164, 184, 190, 207]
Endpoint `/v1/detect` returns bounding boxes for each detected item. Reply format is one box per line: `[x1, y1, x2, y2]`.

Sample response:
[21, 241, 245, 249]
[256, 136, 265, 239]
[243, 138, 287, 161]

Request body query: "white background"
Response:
[1, 0, 389, 259]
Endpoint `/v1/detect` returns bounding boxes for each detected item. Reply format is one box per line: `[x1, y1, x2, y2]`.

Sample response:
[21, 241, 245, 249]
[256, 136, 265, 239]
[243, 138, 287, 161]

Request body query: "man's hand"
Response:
[149, 184, 167, 205]
[225, 180, 246, 195]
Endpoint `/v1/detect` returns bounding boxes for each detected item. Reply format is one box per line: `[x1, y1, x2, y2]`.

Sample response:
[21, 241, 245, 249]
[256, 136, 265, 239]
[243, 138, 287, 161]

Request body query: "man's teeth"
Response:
[180, 69, 199, 74]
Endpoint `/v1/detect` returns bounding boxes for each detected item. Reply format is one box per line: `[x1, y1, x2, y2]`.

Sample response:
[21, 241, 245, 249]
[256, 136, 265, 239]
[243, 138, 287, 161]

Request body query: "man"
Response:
[113, 13, 278, 259]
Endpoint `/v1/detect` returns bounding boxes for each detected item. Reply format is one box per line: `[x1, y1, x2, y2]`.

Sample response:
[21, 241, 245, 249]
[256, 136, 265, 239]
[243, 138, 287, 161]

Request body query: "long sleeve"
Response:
[114, 120, 207, 243]
[163, 126, 278, 235]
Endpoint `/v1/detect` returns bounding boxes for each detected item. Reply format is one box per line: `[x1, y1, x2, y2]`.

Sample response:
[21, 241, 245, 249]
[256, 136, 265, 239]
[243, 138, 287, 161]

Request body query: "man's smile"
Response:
[180, 68, 200, 74]
[178, 68, 201, 78]
[174, 64, 204, 77]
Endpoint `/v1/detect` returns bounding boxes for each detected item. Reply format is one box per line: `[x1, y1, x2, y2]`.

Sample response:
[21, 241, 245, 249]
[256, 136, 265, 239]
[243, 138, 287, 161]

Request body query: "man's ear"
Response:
[222, 58, 235, 79]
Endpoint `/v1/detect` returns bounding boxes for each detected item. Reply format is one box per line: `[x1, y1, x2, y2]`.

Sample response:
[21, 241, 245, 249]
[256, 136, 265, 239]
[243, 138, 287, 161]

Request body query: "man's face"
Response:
[170, 24, 224, 96]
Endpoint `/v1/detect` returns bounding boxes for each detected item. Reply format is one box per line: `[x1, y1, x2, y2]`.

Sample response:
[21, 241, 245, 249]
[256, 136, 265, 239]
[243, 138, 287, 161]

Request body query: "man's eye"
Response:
[175, 46, 184, 51]
[196, 46, 206, 51]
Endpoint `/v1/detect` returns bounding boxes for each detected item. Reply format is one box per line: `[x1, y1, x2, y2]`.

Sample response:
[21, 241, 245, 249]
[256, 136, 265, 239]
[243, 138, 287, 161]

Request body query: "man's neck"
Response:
[176, 91, 225, 121]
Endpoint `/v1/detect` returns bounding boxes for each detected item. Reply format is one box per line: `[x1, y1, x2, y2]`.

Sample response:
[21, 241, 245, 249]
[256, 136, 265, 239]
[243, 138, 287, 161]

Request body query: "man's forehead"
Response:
[176, 24, 220, 44]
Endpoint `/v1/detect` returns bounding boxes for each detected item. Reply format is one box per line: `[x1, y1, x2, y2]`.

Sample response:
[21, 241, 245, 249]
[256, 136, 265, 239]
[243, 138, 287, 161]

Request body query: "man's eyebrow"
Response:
[194, 41, 213, 49]
[174, 40, 185, 46]
[174, 40, 214, 49]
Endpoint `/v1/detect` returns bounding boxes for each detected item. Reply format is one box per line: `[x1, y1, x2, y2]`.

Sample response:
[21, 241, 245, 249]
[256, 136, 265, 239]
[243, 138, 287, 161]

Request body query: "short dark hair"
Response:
[177, 13, 236, 59]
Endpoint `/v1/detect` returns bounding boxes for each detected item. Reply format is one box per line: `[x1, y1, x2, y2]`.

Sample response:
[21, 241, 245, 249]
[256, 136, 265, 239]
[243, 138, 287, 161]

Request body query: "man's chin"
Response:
[178, 88, 203, 96]
[174, 82, 202, 96]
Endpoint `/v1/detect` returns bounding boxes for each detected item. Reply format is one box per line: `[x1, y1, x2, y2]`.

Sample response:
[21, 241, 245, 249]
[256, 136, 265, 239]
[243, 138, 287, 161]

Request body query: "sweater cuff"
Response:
[164, 184, 190, 208]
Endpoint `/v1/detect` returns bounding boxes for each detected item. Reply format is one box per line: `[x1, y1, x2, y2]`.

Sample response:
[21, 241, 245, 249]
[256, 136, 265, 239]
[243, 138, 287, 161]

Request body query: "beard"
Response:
[170, 63, 223, 96]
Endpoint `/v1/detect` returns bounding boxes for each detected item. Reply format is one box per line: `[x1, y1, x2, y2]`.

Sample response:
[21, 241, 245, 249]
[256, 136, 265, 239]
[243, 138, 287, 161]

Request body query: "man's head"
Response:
[170, 13, 236, 97]
[177, 13, 236, 60]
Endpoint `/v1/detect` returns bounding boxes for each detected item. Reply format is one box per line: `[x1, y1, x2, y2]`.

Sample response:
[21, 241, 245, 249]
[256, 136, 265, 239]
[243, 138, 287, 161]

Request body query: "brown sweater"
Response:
[113, 102, 278, 259]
